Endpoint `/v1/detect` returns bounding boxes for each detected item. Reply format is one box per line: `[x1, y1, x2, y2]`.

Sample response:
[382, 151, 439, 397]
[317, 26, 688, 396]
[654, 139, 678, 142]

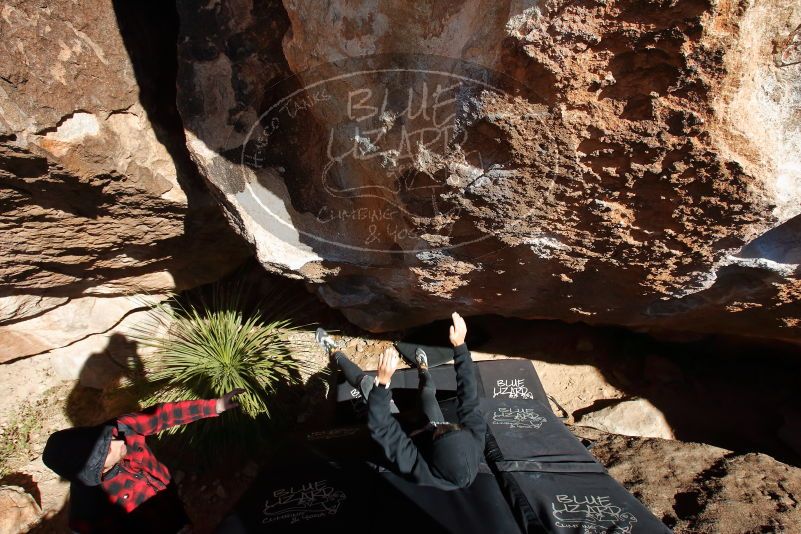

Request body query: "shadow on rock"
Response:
[0, 472, 40, 508]
[27, 504, 69, 534]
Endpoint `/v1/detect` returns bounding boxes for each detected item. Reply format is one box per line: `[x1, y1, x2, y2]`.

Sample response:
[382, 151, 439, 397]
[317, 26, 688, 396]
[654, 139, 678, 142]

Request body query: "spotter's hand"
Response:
[216, 388, 246, 414]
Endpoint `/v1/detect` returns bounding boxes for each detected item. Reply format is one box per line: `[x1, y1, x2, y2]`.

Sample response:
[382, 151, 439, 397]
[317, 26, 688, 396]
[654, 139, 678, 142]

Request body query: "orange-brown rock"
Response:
[0, 1, 249, 361]
[177, 0, 800, 340]
[576, 426, 801, 533]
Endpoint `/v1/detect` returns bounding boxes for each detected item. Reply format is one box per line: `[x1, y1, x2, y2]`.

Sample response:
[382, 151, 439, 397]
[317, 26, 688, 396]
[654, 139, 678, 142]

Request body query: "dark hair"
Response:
[42, 424, 114, 486]
[433, 423, 463, 440]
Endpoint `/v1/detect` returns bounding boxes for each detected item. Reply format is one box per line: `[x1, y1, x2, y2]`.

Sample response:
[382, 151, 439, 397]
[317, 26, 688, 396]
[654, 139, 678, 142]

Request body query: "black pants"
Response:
[69, 481, 189, 534]
[334, 352, 445, 423]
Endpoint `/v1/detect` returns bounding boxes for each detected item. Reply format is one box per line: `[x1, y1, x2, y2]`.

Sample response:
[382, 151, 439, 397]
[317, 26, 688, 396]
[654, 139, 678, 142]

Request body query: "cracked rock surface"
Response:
[0, 0, 250, 363]
[575, 426, 801, 533]
[177, 0, 801, 339]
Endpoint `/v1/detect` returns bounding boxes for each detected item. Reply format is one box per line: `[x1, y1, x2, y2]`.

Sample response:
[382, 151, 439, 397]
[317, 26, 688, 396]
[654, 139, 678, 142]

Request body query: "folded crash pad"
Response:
[334, 365, 458, 404]
[334, 365, 459, 426]
[334, 354, 547, 408]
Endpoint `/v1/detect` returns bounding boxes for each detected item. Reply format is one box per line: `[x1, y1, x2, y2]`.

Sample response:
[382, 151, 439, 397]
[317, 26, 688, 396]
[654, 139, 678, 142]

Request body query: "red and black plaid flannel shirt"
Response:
[102, 399, 218, 512]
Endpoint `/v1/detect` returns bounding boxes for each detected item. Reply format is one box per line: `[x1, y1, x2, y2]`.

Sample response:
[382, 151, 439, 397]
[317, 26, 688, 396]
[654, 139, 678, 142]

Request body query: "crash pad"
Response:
[220, 356, 671, 533]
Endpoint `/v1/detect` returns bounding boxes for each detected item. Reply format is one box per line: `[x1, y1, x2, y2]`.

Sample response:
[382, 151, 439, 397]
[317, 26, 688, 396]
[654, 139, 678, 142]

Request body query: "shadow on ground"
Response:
[65, 333, 143, 427]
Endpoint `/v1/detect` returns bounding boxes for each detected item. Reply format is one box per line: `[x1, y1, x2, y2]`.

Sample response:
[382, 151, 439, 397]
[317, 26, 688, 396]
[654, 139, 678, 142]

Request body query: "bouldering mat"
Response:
[496, 470, 672, 534]
[475, 359, 549, 408]
[479, 395, 671, 533]
[221, 357, 670, 533]
[216, 436, 521, 534]
[482, 398, 595, 465]
[335, 365, 458, 404]
[395, 342, 456, 368]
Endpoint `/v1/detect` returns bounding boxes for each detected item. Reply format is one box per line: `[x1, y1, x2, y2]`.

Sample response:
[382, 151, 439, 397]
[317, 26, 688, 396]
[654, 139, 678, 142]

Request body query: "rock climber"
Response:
[316, 312, 486, 489]
[42, 389, 245, 533]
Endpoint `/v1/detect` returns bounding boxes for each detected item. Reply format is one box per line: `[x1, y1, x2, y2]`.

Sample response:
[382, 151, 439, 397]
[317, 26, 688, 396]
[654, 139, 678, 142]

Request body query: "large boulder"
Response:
[0, 1, 250, 361]
[176, 0, 801, 340]
[576, 426, 801, 533]
[575, 397, 675, 440]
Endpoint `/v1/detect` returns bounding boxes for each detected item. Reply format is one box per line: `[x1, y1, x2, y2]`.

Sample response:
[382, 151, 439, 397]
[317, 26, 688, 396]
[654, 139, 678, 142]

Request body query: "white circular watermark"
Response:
[238, 54, 558, 256]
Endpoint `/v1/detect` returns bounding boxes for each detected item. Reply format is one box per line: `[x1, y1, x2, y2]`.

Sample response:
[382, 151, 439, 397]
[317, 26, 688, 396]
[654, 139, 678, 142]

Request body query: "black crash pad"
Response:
[482, 398, 595, 465]
[395, 342, 455, 368]
[217, 436, 521, 534]
[476, 359, 549, 408]
[497, 470, 671, 534]
[334, 354, 548, 408]
[222, 357, 671, 533]
[481, 396, 672, 532]
[335, 365, 458, 404]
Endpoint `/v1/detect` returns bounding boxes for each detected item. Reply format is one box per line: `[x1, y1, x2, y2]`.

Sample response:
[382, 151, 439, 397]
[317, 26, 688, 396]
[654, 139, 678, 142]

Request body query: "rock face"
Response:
[177, 0, 801, 339]
[575, 397, 675, 440]
[0, 486, 40, 534]
[0, 1, 249, 362]
[576, 426, 801, 533]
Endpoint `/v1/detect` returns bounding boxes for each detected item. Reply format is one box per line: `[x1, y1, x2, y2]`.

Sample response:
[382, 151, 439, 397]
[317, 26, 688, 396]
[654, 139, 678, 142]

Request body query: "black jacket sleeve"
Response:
[453, 343, 486, 442]
[368, 385, 438, 484]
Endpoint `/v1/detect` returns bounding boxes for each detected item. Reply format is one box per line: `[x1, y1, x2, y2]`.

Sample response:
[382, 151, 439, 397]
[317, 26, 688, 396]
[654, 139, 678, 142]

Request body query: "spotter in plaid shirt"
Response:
[43, 389, 244, 532]
[103, 399, 220, 511]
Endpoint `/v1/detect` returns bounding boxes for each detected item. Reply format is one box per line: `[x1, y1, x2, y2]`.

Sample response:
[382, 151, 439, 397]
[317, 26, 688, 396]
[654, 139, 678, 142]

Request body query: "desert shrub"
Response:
[129, 285, 312, 461]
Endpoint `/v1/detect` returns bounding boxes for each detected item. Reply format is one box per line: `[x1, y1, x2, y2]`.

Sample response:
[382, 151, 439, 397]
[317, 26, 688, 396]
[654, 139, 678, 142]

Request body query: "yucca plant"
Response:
[128, 284, 312, 462]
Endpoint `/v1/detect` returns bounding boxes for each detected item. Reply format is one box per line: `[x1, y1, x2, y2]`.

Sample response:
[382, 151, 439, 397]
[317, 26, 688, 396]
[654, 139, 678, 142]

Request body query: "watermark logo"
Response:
[551, 494, 638, 533]
[491, 407, 547, 429]
[238, 54, 556, 255]
[262, 480, 346, 525]
[306, 427, 360, 441]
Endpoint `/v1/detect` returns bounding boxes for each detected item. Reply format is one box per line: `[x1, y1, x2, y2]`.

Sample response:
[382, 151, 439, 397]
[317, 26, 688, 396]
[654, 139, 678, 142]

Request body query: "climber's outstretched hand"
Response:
[449, 312, 467, 347]
[377, 347, 399, 386]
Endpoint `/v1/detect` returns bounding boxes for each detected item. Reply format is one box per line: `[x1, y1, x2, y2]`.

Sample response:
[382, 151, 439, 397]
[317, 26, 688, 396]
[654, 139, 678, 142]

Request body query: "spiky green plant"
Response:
[128, 285, 312, 460]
